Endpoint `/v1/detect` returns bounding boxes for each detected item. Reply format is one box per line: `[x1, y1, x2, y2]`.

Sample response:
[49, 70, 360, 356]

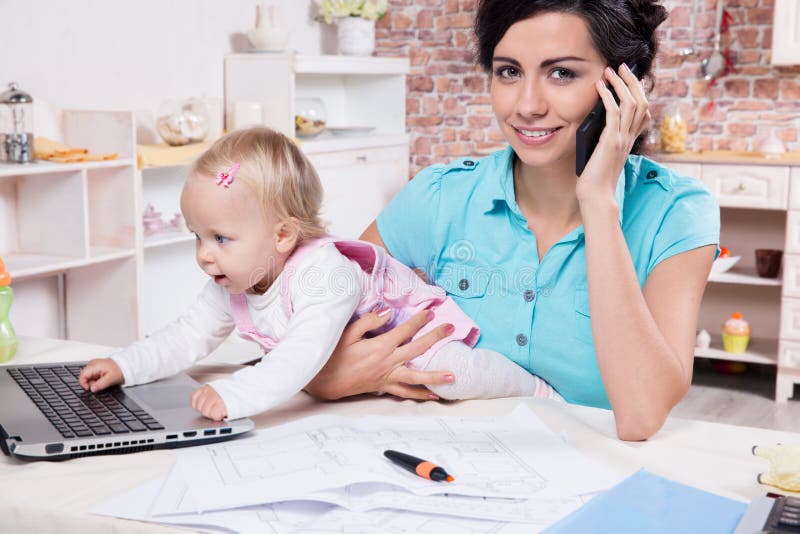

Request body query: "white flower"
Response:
[317, 0, 388, 24]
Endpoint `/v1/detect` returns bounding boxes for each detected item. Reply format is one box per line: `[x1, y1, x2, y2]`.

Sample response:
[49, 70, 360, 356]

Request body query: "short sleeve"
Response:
[376, 164, 445, 271]
[648, 178, 720, 274]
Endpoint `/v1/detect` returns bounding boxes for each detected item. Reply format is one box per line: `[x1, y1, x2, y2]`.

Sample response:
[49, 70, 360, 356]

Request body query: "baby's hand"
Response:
[79, 358, 124, 392]
[191, 385, 228, 421]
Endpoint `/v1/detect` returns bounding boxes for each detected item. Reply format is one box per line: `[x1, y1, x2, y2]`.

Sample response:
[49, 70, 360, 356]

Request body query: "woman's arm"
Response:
[578, 65, 716, 440]
[304, 221, 454, 401]
[583, 195, 714, 440]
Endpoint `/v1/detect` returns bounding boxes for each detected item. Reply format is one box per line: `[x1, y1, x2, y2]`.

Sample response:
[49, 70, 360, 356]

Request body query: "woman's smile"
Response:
[512, 125, 562, 146]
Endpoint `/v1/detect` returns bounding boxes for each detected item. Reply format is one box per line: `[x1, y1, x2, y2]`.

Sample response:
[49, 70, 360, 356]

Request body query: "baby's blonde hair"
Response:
[190, 127, 326, 241]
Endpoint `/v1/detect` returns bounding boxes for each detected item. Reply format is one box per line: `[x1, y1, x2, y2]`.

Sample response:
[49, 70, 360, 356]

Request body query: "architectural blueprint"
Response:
[91, 405, 623, 531]
[170, 405, 622, 513]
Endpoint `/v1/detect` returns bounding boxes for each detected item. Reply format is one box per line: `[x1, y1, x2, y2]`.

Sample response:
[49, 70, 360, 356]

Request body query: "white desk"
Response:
[1, 337, 798, 532]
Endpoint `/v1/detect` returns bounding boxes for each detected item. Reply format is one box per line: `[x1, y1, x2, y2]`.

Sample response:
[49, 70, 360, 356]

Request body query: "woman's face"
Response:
[490, 12, 607, 172]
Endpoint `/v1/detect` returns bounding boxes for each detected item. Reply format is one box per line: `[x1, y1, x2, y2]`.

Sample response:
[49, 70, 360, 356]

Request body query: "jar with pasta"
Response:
[659, 105, 687, 153]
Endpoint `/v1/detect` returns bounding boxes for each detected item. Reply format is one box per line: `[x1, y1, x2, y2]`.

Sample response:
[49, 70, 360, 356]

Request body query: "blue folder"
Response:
[544, 469, 747, 534]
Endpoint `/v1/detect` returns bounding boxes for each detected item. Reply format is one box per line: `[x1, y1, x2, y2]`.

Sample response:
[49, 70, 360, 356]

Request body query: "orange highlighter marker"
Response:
[384, 449, 454, 482]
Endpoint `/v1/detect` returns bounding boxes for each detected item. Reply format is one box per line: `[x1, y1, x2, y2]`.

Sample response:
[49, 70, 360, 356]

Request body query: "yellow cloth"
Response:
[754, 444, 800, 492]
[136, 142, 213, 169]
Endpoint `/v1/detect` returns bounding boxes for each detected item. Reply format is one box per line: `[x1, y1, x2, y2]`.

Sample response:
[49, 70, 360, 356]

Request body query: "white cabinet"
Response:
[659, 154, 800, 401]
[772, 0, 800, 65]
[306, 143, 408, 238]
[225, 53, 410, 239]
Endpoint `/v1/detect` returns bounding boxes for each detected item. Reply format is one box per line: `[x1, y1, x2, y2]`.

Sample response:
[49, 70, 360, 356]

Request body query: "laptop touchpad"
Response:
[129, 384, 194, 410]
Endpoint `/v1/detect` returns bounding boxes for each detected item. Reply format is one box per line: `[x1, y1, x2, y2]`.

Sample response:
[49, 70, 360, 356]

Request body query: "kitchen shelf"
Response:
[658, 155, 800, 401]
[695, 336, 778, 366]
[143, 231, 195, 249]
[708, 268, 782, 287]
[0, 158, 135, 179]
[5, 248, 135, 281]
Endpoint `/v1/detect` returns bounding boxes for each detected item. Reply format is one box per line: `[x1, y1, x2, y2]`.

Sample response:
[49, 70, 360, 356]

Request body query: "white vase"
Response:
[337, 17, 375, 56]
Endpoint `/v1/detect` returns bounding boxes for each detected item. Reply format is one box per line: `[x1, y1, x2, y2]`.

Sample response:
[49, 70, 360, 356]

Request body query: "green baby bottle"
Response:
[0, 257, 18, 363]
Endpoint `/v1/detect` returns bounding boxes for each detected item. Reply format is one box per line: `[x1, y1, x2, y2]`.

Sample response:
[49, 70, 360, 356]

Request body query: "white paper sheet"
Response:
[92, 405, 618, 531]
[170, 405, 622, 513]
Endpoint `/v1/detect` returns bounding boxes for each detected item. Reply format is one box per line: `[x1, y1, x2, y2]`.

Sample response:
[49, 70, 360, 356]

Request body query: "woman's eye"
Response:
[214, 234, 229, 244]
[551, 68, 576, 81]
[494, 65, 520, 80]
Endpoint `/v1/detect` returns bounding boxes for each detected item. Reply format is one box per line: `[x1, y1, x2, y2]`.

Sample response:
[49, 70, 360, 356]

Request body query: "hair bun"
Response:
[628, 0, 669, 37]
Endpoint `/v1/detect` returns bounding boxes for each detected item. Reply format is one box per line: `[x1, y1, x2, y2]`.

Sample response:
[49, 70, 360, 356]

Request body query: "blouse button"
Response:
[523, 290, 535, 302]
[516, 334, 528, 346]
[458, 278, 469, 291]
[646, 170, 658, 179]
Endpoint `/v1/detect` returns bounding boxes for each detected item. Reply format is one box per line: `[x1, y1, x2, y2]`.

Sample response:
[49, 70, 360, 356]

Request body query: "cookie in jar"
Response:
[659, 105, 687, 153]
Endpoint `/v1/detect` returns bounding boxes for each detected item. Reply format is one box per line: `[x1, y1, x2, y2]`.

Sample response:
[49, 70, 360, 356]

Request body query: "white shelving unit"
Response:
[225, 53, 410, 239]
[137, 162, 206, 338]
[1, 110, 140, 347]
[660, 153, 800, 401]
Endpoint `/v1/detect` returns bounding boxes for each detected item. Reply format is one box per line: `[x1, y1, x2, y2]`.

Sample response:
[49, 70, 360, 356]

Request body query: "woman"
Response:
[307, 0, 719, 441]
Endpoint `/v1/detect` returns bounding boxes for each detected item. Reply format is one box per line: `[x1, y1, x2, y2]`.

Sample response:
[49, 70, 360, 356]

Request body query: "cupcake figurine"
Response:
[721, 312, 751, 353]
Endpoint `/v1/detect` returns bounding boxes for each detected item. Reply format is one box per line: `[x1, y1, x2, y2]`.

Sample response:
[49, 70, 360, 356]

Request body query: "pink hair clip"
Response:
[216, 163, 239, 188]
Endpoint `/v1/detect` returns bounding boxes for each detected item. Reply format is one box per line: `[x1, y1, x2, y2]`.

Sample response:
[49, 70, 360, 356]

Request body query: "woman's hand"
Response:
[305, 309, 455, 401]
[576, 63, 651, 204]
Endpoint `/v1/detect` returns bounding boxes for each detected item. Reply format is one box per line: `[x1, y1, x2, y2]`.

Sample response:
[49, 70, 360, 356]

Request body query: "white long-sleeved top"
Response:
[111, 244, 362, 420]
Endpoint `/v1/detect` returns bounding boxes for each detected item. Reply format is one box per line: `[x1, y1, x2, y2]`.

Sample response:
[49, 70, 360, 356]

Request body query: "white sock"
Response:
[425, 342, 563, 401]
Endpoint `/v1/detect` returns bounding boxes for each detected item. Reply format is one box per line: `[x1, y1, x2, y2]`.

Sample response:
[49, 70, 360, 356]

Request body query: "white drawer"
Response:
[784, 254, 800, 297]
[307, 145, 408, 169]
[701, 164, 789, 209]
[786, 211, 800, 253]
[666, 162, 701, 180]
[790, 167, 800, 210]
[780, 298, 800, 341]
[780, 340, 800, 369]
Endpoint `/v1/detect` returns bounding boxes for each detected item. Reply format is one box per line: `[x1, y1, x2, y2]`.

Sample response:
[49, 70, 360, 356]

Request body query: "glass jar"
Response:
[155, 98, 209, 146]
[294, 98, 327, 138]
[659, 105, 687, 153]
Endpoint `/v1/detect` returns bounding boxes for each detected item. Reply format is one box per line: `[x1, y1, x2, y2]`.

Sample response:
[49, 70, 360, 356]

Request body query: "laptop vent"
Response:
[69, 444, 155, 459]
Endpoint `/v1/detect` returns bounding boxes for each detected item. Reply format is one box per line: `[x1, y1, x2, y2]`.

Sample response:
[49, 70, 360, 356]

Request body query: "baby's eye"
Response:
[214, 234, 229, 244]
[193, 232, 200, 241]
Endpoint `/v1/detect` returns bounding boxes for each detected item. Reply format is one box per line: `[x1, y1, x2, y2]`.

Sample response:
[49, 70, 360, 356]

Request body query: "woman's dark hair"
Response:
[475, 0, 668, 78]
[474, 0, 668, 155]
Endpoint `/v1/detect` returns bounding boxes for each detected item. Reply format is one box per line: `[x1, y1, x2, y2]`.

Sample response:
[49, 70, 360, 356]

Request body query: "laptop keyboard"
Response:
[7, 365, 164, 438]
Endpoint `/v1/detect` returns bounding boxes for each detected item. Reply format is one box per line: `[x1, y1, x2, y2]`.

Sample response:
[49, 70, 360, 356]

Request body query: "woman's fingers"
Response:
[388, 364, 453, 388]
[390, 321, 452, 366]
[382, 382, 437, 401]
[382, 309, 434, 348]
[340, 308, 393, 345]
[620, 64, 650, 135]
[602, 67, 632, 136]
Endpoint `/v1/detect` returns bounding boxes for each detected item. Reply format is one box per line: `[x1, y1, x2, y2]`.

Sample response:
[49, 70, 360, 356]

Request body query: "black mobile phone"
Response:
[575, 63, 639, 176]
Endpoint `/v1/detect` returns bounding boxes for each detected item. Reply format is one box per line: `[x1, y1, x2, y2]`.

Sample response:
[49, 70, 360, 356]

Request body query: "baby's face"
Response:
[181, 173, 281, 294]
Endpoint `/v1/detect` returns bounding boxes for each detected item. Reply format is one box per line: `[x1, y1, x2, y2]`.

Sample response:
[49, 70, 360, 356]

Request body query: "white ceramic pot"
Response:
[337, 17, 375, 56]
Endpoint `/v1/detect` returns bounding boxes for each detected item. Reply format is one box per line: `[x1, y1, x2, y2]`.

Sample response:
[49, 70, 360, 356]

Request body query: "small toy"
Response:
[695, 329, 711, 349]
[142, 204, 166, 236]
[753, 444, 800, 492]
[722, 311, 750, 353]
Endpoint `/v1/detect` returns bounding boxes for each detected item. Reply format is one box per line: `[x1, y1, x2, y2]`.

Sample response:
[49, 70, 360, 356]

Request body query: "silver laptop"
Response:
[0, 361, 254, 460]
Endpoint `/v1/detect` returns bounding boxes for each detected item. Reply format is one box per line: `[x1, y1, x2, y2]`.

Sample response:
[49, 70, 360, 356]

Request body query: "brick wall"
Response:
[375, 0, 800, 176]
